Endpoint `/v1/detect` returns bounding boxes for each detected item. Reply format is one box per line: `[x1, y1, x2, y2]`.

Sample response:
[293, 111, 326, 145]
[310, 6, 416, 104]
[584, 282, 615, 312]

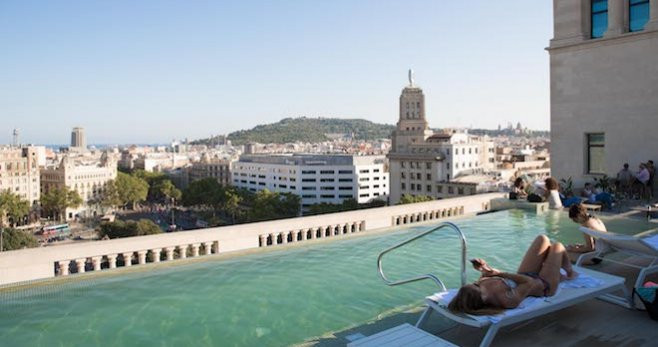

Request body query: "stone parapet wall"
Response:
[0, 193, 505, 287]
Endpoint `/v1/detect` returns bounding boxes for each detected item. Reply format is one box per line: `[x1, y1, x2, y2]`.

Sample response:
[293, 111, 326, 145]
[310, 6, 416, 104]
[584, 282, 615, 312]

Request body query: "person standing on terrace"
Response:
[647, 160, 655, 199]
[635, 163, 651, 199]
[616, 163, 633, 197]
[566, 203, 607, 256]
[448, 235, 577, 315]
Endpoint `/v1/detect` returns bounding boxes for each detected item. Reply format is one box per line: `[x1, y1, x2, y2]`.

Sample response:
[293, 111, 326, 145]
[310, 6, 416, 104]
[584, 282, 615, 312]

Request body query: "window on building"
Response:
[630, 0, 650, 32]
[587, 133, 605, 174]
[458, 187, 464, 195]
[448, 186, 454, 194]
[339, 186, 353, 190]
[410, 184, 415, 191]
[437, 185, 443, 193]
[416, 173, 422, 180]
[338, 178, 353, 182]
[425, 162, 431, 169]
[320, 186, 335, 190]
[339, 194, 353, 198]
[401, 182, 406, 190]
[426, 173, 431, 180]
[427, 185, 432, 192]
[401, 172, 406, 179]
[359, 169, 369, 173]
[338, 170, 353, 174]
[359, 177, 369, 182]
[591, 0, 608, 38]
[320, 170, 335, 174]
[400, 161, 405, 168]
[373, 169, 380, 173]
[321, 194, 335, 199]
[301, 170, 316, 174]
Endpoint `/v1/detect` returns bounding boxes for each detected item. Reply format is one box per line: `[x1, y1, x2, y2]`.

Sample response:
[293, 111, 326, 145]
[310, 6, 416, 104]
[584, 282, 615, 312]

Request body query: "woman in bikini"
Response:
[448, 235, 577, 315]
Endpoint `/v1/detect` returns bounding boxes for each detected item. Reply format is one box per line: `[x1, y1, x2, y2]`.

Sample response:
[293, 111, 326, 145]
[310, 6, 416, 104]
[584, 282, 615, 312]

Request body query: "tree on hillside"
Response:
[40, 187, 83, 221]
[98, 219, 162, 239]
[0, 190, 30, 228]
[398, 194, 433, 205]
[115, 172, 148, 209]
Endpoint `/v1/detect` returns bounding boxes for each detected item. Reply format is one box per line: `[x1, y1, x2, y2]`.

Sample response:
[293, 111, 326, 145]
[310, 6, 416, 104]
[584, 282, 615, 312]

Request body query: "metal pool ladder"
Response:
[377, 221, 467, 291]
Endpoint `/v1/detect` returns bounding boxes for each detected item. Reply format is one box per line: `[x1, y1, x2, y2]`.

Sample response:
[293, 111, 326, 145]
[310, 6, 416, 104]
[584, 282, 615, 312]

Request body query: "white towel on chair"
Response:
[430, 272, 603, 324]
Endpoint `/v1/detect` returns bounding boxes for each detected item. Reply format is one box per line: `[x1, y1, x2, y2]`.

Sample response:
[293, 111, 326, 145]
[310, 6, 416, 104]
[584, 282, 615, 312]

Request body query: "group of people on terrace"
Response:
[616, 161, 655, 200]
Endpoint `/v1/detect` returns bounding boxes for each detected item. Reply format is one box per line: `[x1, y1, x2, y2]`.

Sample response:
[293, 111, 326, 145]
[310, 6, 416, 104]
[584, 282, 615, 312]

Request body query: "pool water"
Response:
[0, 210, 651, 346]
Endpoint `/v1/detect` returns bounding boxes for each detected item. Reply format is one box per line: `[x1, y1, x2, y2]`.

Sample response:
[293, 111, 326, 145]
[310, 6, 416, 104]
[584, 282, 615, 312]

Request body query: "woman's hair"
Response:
[569, 203, 589, 221]
[447, 284, 503, 315]
[545, 177, 559, 191]
[514, 177, 524, 188]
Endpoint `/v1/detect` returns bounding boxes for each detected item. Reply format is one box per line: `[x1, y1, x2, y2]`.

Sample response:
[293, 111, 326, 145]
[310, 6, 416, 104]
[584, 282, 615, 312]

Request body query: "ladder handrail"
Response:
[377, 222, 467, 291]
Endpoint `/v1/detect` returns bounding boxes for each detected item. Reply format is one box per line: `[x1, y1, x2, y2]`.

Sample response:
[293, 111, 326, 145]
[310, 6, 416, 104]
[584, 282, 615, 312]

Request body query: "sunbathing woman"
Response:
[448, 235, 577, 315]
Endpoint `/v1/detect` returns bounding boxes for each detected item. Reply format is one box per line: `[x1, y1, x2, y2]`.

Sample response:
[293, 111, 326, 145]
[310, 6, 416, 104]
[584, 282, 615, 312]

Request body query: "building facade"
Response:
[549, 0, 658, 188]
[0, 146, 41, 206]
[70, 127, 86, 149]
[40, 152, 118, 220]
[388, 72, 496, 204]
[189, 153, 232, 186]
[231, 154, 389, 209]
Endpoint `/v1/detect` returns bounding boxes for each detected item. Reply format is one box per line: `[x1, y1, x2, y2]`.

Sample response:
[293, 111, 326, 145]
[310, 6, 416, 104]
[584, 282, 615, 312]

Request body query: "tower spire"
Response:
[408, 69, 415, 87]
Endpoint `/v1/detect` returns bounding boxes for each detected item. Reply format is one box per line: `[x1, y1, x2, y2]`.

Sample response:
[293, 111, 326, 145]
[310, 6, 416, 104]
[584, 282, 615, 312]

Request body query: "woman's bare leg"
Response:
[517, 235, 551, 274]
[539, 242, 571, 296]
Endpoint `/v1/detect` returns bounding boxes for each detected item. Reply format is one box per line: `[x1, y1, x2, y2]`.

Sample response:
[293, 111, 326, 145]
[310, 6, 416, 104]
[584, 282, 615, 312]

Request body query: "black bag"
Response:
[634, 287, 658, 321]
[527, 193, 544, 203]
[509, 192, 518, 200]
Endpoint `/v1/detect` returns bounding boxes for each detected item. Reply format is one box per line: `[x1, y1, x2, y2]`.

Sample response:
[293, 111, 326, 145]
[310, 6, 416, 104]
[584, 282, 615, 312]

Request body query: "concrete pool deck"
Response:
[302, 260, 658, 347]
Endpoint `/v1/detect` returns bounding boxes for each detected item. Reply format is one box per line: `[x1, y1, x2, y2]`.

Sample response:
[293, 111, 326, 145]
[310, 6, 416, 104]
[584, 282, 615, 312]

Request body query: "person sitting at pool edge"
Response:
[509, 177, 527, 200]
[566, 203, 607, 255]
[448, 235, 577, 315]
[545, 177, 563, 209]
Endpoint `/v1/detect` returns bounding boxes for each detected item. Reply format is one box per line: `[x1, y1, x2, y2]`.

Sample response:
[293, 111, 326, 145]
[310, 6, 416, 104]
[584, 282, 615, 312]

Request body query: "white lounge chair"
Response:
[414, 266, 627, 347]
[576, 227, 658, 306]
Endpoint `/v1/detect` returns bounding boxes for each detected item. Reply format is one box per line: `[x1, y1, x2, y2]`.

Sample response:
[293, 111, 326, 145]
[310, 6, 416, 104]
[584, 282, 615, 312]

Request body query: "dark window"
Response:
[448, 186, 454, 194]
[320, 178, 335, 182]
[338, 178, 353, 182]
[339, 186, 352, 190]
[302, 178, 316, 182]
[458, 187, 464, 195]
[401, 182, 406, 190]
[302, 194, 316, 198]
[427, 185, 432, 192]
[426, 173, 431, 180]
[301, 170, 316, 174]
[373, 169, 380, 173]
[320, 194, 335, 198]
[302, 186, 315, 191]
[359, 169, 369, 173]
[436, 185, 443, 193]
[339, 194, 352, 198]
[591, 0, 608, 38]
[320, 186, 335, 190]
[587, 133, 605, 174]
[320, 170, 335, 174]
[630, 0, 650, 32]
[338, 170, 353, 174]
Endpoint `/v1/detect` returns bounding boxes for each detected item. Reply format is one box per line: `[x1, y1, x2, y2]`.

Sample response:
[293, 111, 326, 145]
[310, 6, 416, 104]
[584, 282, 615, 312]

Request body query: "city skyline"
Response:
[1, 1, 552, 144]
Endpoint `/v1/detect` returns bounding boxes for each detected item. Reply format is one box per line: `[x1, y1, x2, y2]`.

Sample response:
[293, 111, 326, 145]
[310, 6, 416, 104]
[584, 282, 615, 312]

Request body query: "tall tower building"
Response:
[70, 127, 86, 149]
[391, 69, 432, 152]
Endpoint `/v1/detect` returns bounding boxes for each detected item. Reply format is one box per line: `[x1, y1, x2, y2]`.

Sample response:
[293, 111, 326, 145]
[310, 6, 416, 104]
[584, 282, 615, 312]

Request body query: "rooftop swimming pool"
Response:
[0, 209, 651, 346]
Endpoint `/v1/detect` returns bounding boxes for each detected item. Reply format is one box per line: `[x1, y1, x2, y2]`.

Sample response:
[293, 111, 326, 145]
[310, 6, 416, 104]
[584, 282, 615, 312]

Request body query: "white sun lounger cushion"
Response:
[428, 272, 604, 324]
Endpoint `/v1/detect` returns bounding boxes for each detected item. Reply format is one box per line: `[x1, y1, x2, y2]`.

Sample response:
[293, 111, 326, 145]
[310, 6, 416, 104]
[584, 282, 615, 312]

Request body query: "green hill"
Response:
[196, 117, 395, 145]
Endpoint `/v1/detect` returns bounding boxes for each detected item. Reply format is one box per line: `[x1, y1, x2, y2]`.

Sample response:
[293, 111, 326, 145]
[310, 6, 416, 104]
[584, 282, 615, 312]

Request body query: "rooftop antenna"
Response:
[12, 128, 19, 147]
[408, 69, 415, 87]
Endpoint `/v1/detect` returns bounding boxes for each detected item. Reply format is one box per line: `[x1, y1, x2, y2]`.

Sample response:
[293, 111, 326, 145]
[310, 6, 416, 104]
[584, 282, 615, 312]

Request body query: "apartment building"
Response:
[40, 152, 118, 220]
[189, 153, 233, 186]
[0, 146, 42, 205]
[231, 154, 389, 208]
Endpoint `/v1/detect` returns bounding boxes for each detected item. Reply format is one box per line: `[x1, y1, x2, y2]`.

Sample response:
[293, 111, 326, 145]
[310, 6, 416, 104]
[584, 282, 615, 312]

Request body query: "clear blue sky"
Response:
[0, 0, 552, 145]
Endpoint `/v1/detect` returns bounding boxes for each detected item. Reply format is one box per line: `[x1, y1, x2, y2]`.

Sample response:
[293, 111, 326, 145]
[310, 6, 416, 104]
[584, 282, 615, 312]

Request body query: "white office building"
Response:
[231, 154, 389, 208]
